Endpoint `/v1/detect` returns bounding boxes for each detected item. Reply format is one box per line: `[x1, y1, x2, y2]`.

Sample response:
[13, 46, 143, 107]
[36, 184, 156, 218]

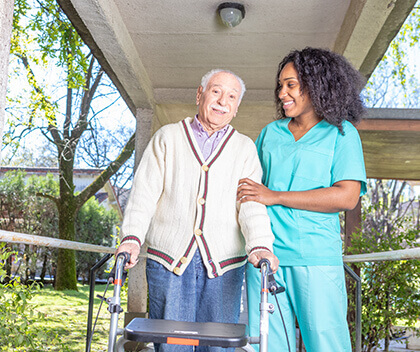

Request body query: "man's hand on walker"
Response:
[115, 242, 140, 269]
[248, 251, 279, 273]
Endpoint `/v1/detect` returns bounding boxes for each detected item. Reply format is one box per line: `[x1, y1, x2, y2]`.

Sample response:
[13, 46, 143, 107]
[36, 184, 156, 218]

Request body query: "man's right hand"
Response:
[115, 242, 140, 269]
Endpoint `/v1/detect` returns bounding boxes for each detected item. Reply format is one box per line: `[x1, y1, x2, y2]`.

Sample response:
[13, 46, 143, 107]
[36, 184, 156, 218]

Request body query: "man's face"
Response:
[196, 72, 242, 135]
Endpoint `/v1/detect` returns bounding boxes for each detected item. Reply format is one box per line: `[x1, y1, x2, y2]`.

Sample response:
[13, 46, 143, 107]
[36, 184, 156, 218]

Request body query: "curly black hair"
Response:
[275, 47, 366, 133]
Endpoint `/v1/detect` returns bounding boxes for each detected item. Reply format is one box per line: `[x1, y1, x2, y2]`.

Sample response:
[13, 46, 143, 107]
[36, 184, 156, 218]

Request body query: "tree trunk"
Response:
[55, 206, 78, 290]
[55, 153, 79, 290]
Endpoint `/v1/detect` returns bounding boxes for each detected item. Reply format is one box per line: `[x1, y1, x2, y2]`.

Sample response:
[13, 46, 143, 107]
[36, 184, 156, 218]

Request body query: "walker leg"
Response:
[239, 343, 256, 352]
[115, 336, 128, 352]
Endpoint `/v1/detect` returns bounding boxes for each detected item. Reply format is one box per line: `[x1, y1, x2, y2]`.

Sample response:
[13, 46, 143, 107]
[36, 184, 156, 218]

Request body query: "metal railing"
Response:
[1, 229, 420, 352]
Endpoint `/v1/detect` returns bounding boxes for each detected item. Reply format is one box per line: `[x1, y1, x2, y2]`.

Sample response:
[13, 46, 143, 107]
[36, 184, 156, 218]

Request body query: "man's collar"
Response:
[193, 115, 229, 136]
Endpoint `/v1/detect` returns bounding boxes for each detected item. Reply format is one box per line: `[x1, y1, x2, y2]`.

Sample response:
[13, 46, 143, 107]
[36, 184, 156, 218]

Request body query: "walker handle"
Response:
[257, 259, 285, 295]
[116, 251, 131, 267]
[109, 252, 131, 285]
[257, 258, 270, 269]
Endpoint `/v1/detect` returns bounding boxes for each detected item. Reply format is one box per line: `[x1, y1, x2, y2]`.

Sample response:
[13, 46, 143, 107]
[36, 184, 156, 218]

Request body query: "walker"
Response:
[90, 252, 285, 352]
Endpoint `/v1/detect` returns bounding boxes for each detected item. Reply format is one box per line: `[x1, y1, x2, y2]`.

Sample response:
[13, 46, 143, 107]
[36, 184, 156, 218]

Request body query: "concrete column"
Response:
[0, 0, 14, 161]
[133, 108, 154, 169]
[124, 108, 153, 350]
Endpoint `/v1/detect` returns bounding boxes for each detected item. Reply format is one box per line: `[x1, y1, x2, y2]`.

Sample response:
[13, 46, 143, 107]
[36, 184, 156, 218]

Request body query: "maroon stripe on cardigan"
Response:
[199, 236, 217, 276]
[249, 246, 271, 254]
[220, 255, 248, 268]
[208, 128, 236, 167]
[182, 119, 203, 166]
[147, 248, 174, 265]
[175, 237, 196, 268]
[121, 236, 141, 247]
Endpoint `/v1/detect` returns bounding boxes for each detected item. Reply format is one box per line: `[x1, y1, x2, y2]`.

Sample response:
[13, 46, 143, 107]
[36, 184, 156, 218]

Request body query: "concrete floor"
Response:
[376, 339, 419, 352]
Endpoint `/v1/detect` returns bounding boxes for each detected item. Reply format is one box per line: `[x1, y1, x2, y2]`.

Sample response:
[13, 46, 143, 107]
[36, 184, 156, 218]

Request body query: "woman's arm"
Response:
[237, 178, 361, 213]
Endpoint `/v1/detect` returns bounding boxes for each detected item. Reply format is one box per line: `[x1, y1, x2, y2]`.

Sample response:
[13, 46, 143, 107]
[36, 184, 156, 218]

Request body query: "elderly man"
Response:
[116, 69, 278, 352]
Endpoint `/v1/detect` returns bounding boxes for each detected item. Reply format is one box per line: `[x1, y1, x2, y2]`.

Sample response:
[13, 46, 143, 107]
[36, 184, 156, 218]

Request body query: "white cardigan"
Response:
[121, 117, 274, 278]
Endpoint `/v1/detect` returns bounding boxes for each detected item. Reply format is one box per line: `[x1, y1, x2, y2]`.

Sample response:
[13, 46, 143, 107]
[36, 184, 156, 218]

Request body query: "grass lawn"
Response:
[29, 283, 127, 352]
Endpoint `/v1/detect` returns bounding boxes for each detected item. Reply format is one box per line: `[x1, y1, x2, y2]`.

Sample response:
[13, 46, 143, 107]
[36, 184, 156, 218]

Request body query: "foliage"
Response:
[76, 197, 118, 283]
[0, 243, 70, 351]
[362, 2, 420, 108]
[7, 0, 135, 290]
[0, 171, 58, 257]
[347, 180, 420, 352]
[0, 170, 119, 284]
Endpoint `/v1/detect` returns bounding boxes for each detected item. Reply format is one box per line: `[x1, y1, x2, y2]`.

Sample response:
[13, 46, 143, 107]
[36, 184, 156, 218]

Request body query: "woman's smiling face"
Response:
[278, 62, 316, 120]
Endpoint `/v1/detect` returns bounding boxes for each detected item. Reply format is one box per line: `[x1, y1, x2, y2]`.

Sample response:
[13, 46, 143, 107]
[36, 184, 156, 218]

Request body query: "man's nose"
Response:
[218, 93, 227, 105]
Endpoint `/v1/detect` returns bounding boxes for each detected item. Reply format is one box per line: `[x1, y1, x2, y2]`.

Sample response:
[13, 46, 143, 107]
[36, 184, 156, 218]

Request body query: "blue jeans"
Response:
[146, 249, 245, 352]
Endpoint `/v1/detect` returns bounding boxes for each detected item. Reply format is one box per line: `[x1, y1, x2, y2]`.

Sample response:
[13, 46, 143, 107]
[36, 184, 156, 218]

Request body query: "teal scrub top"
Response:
[256, 118, 367, 266]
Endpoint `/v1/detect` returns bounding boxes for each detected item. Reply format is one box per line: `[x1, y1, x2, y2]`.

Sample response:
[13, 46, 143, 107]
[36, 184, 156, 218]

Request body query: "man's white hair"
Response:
[200, 69, 246, 102]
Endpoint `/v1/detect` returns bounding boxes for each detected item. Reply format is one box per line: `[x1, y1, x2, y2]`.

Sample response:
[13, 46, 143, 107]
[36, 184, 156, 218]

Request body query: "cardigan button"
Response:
[202, 165, 209, 172]
[198, 198, 205, 205]
[173, 267, 181, 275]
[194, 228, 202, 236]
[180, 256, 188, 264]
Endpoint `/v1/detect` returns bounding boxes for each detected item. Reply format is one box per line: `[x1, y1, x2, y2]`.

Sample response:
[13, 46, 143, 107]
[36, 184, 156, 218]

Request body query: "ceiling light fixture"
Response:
[217, 2, 246, 28]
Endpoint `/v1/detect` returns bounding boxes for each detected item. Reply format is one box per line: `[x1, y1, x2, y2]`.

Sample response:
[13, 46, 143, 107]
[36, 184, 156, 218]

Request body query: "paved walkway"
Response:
[376, 339, 419, 351]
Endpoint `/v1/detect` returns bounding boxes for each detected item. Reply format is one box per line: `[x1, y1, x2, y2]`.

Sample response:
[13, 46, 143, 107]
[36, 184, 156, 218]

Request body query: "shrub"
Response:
[0, 243, 70, 351]
[347, 180, 420, 352]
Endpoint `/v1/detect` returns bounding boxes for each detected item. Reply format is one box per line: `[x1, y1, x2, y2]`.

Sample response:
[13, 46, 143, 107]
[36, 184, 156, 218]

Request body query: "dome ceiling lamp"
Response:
[217, 2, 246, 28]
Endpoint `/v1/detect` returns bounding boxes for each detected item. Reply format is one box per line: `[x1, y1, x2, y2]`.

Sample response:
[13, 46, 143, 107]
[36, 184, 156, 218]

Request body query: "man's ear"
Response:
[234, 106, 239, 117]
[196, 86, 203, 105]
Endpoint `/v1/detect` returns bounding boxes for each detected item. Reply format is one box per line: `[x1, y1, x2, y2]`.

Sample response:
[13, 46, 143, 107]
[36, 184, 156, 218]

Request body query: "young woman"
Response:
[237, 47, 367, 352]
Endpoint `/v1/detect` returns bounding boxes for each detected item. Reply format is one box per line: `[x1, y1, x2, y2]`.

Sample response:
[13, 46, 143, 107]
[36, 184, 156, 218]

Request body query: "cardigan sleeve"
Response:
[236, 139, 274, 254]
[120, 128, 167, 247]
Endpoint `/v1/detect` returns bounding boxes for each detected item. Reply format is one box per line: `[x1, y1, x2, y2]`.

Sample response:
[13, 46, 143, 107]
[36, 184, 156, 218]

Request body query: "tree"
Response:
[6, 0, 135, 290]
[0, 170, 59, 283]
[75, 196, 118, 284]
[347, 180, 420, 352]
[362, 3, 420, 108]
[0, 170, 119, 284]
[76, 120, 135, 200]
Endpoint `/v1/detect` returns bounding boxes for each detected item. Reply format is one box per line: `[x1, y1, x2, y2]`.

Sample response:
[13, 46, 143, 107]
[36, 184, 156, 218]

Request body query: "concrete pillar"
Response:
[0, 0, 14, 161]
[124, 108, 153, 350]
[133, 108, 154, 169]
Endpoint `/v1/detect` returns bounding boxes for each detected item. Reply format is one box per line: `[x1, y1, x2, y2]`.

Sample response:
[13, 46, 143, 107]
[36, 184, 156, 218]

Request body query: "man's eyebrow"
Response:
[209, 83, 239, 93]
